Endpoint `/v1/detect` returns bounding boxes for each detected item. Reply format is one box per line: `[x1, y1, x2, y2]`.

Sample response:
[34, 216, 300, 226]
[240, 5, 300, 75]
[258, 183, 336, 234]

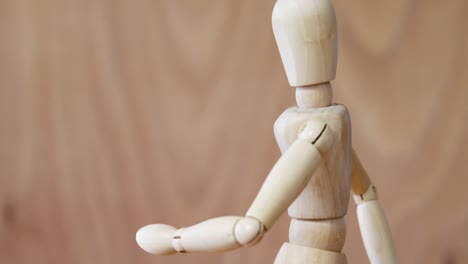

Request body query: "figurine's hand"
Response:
[136, 224, 177, 255]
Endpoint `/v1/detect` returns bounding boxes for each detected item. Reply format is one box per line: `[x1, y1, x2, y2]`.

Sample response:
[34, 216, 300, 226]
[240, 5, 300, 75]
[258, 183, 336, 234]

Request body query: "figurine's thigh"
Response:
[274, 243, 347, 264]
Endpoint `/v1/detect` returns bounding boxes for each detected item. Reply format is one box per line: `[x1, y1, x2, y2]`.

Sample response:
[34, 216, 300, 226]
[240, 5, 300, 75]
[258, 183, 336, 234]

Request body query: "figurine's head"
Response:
[272, 0, 337, 87]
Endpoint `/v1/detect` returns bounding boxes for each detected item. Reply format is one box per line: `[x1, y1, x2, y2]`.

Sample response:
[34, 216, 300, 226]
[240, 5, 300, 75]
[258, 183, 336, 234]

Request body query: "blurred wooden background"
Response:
[1, 0, 467, 263]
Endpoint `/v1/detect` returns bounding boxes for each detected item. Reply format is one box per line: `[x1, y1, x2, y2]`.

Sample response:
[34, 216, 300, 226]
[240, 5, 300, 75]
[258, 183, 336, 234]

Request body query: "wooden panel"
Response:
[0, 0, 467, 263]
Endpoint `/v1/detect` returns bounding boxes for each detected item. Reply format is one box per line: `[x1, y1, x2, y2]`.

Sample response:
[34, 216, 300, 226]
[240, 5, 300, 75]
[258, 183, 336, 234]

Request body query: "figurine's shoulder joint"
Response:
[298, 119, 334, 154]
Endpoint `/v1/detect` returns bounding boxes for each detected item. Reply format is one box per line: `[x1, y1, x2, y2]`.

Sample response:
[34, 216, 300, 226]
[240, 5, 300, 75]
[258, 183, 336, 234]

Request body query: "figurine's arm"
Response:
[136, 120, 334, 255]
[352, 150, 397, 264]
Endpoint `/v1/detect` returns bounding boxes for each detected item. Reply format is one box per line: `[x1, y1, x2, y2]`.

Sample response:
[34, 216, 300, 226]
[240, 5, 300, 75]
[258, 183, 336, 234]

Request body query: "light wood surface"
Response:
[275, 243, 347, 264]
[272, 0, 337, 86]
[274, 105, 351, 220]
[1, 0, 468, 263]
[357, 200, 397, 264]
[137, 215, 264, 254]
[246, 136, 324, 230]
[289, 218, 346, 253]
[351, 149, 372, 195]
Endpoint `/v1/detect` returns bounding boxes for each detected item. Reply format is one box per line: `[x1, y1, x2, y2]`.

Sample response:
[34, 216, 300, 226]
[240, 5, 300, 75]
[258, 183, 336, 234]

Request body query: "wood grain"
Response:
[0, 0, 467, 263]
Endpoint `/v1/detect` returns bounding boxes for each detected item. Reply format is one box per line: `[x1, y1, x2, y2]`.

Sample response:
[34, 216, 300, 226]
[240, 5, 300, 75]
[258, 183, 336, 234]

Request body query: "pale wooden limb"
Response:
[357, 199, 397, 264]
[171, 216, 244, 253]
[351, 148, 371, 195]
[352, 151, 397, 264]
[247, 120, 333, 229]
[173, 216, 265, 252]
[136, 216, 264, 254]
[136, 120, 333, 255]
[135, 224, 177, 255]
[246, 139, 321, 230]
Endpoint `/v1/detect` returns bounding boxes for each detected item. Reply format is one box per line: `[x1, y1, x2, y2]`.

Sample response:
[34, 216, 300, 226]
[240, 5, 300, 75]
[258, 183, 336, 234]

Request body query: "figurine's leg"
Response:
[274, 218, 347, 264]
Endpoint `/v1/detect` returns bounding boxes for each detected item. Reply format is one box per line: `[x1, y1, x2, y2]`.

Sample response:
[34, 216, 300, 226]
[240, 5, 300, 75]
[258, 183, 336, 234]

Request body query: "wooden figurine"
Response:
[136, 0, 397, 263]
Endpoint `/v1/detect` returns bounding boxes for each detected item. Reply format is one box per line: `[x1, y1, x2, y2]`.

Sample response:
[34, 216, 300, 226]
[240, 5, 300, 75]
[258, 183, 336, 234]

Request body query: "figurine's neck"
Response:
[296, 82, 333, 109]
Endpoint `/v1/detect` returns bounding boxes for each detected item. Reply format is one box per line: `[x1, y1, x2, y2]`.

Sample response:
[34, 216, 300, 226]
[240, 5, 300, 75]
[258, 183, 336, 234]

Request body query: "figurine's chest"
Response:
[273, 104, 352, 219]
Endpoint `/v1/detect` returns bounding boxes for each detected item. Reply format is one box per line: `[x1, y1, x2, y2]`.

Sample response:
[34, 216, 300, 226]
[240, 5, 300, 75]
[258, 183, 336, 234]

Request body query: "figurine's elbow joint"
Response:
[234, 217, 265, 247]
[353, 184, 378, 205]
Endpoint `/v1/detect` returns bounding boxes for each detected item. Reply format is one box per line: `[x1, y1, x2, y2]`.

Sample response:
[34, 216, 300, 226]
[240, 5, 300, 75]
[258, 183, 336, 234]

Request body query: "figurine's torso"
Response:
[274, 104, 352, 219]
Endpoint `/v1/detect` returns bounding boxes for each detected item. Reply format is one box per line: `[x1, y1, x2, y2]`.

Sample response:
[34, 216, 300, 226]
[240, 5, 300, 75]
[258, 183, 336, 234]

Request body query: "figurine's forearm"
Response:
[352, 151, 397, 264]
[173, 216, 263, 253]
[171, 217, 243, 253]
[135, 140, 316, 255]
[136, 120, 333, 255]
[136, 216, 264, 255]
[354, 187, 397, 264]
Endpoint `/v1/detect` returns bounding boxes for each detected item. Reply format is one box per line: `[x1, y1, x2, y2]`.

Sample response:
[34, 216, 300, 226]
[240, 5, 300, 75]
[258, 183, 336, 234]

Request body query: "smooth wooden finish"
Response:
[233, 217, 264, 246]
[289, 218, 346, 252]
[1, 1, 467, 264]
[353, 185, 378, 206]
[352, 149, 396, 263]
[139, 0, 352, 261]
[272, 0, 337, 86]
[296, 83, 333, 109]
[274, 243, 347, 264]
[357, 201, 397, 264]
[170, 216, 242, 253]
[246, 136, 326, 230]
[137, 216, 264, 254]
[270, 67, 354, 263]
[273, 105, 352, 220]
[351, 149, 372, 195]
[136, 224, 177, 255]
[136, 121, 331, 255]
[137, 217, 245, 254]
[271, 77, 353, 263]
